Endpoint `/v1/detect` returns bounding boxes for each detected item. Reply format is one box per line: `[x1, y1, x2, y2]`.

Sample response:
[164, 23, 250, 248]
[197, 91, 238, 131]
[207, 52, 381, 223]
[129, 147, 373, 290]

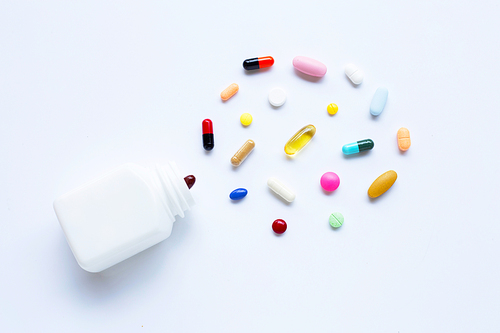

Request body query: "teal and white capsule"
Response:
[342, 139, 374, 155]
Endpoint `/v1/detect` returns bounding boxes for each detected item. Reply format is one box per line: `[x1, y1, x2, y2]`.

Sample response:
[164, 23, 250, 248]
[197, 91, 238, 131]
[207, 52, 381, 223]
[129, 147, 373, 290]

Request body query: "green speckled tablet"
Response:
[329, 212, 344, 228]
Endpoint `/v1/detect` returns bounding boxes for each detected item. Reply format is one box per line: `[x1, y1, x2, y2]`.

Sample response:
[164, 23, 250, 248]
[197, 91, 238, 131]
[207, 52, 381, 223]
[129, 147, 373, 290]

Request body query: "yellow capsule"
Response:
[284, 125, 316, 155]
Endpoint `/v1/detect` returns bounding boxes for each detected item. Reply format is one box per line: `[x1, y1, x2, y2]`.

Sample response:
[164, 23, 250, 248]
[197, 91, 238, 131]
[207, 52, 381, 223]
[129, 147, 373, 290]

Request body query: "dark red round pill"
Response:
[272, 219, 287, 234]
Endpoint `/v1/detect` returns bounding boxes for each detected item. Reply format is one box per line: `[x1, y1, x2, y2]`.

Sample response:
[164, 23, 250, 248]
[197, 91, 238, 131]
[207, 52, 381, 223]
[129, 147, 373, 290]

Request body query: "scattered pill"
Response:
[202, 119, 214, 151]
[342, 139, 374, 155]
[229, 188, 248, 200]
[221, 83, 239, 101]
[267, 177, 296, 202]
[397, 127, 411, 151]
[240, 113, 253, 126]
[268, 87, 287, 107]
[329, 212, 344, 228]
[292, 56, 327, 77]
[284, 124, 316, 155]
[184, 175, 196, 189]
[231, 139, 255, 167]
[243, 56, 274, 70]
[327, 103, 338, 115]
[320, 172, 340, 192]
[368, 170, 397, 198]
[344, 64, 364, 85]
[272, 219, 287, 234]
[370, 87, 388, 116]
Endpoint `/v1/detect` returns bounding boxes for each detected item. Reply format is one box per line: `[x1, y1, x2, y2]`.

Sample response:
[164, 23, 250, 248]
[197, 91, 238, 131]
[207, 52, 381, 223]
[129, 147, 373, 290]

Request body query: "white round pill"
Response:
[268, 88, 287, 107]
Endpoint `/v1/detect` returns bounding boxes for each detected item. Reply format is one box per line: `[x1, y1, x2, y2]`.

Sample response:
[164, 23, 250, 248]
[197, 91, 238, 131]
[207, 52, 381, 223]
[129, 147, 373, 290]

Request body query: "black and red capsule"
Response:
[202, 119, 214, 151]
[242, 56, 274, 70]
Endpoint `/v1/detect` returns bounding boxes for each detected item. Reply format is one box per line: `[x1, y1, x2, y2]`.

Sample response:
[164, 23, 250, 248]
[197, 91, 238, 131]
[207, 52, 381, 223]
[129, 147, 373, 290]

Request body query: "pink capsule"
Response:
[292, 56, 327, 77]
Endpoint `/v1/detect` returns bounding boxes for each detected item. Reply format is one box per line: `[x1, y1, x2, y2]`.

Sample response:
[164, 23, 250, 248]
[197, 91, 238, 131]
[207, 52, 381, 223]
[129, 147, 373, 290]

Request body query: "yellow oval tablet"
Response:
[368, 170, 397, 198]
[397, 127, 411, 151]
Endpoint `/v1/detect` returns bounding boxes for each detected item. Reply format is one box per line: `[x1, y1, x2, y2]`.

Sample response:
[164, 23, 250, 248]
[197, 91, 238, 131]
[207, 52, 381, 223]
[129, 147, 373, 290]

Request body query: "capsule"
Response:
[183, 175, 196, 189]
[397, 127, 411, 151]
[284, 125, 316, 155]
[202, 119, 214, 151]
[344, 64, 364, 85]
[243, 56, 274, 70]
[221, 83, 239, 101]
[292, 56, 327, 77]
[368, 170, 397, 198]
[229, 188, 248, 200]
[342, 139, 374, 155]
[231, 139, 255, 167]
[370, 87, 388, 116]
[267, 177, 296, 202]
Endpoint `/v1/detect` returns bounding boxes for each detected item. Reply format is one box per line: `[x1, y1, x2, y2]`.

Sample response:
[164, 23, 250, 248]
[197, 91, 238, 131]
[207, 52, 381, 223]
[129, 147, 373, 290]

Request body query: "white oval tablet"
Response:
[344, 64, 364, 85]
[268, 87, 287, 107]
[267, 177, 295, 202]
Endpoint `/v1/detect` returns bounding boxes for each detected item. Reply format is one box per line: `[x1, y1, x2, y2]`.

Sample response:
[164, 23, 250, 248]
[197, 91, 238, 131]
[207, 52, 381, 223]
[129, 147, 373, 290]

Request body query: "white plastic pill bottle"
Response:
[53, 162, 195, 273]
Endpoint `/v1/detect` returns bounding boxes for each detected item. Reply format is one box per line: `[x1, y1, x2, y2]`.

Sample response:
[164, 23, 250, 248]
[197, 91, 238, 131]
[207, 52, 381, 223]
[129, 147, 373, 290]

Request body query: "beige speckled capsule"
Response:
[221, 83, 239, 101]
[231, 139, 255, 167]
[397, 127, 411, 151]
[368, 170, 397, 198]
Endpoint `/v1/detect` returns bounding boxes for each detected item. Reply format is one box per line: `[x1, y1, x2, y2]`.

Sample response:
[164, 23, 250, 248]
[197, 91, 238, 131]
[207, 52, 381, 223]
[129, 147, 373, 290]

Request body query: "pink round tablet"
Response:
[320, 172, 340, 192]
[292, 56, 327, 77]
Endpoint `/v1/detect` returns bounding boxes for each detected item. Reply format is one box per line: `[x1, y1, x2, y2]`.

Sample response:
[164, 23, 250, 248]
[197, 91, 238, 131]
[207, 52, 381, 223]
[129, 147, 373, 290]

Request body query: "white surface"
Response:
[1, 1, 500, 332]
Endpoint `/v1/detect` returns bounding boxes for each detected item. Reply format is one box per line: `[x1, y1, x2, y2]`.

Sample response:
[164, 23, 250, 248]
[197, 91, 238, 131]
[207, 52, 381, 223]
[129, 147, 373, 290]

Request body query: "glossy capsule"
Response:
[202, 119, 214, 151]
[184, 175, 196, 189]
[231, 139, 255, 167]
[342, 139, 374, 155]
[243, 56, 274, 70]
[229, 188, 248, 200]
[284, 125, 316, 155]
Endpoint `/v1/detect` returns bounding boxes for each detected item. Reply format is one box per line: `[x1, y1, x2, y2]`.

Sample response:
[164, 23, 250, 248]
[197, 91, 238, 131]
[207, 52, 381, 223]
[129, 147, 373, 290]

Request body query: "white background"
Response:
[1, 1, 499, 332]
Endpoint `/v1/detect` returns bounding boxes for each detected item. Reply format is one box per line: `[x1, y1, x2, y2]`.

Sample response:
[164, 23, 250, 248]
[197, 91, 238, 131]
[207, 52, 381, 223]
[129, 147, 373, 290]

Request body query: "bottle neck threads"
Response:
[150, 162, 195, 220]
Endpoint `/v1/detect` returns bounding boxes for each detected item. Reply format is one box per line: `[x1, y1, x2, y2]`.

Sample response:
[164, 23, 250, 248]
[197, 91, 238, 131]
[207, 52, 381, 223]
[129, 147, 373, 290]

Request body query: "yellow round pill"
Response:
[240, 113, 253, 126]
[327, 103, 338, 115]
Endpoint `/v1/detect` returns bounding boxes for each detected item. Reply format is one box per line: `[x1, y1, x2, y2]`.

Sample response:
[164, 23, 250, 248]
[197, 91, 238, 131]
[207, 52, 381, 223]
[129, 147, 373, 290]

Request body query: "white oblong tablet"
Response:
[344, 64, 364, 85]
[267, 177, 296, 202]
[268, 88, 287, 107]
[370, 87, 388, 116]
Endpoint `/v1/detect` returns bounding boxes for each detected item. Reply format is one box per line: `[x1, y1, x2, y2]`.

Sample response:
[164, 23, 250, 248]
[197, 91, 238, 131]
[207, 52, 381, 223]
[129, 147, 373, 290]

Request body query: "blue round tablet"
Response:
[229, 188, 248, 200]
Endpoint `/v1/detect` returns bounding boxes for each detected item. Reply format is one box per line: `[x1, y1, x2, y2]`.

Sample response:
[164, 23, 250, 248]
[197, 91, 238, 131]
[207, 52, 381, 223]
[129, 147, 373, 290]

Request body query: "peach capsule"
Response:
[221, 83, 239, 101]
[397, 127, 411, 151]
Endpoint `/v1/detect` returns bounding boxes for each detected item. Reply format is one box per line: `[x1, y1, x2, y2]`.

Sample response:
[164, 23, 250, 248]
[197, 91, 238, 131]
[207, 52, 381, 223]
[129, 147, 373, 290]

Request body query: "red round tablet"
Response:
[272, 219, 287, 234]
